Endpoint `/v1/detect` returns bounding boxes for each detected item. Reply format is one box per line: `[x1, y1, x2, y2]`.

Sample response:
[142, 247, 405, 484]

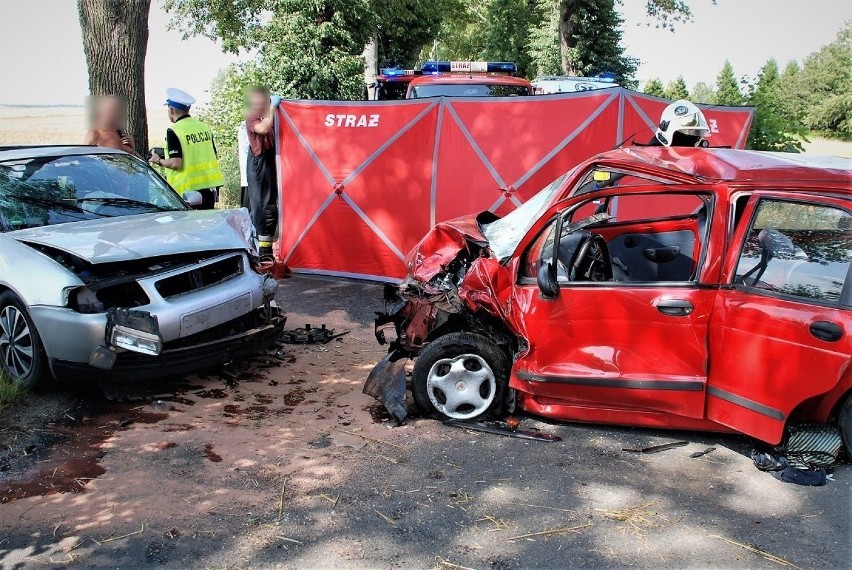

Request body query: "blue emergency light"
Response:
[420, 61, 518, 74]
[379, 68, 418, 77]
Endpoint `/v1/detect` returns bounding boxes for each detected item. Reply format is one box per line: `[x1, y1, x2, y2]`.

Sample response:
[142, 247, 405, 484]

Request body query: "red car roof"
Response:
[597, 147, 852, 189]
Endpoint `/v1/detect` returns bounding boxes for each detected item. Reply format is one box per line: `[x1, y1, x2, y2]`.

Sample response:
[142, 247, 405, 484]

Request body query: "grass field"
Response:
[0, 106, 173, 147]
[2, 106, 852, 159]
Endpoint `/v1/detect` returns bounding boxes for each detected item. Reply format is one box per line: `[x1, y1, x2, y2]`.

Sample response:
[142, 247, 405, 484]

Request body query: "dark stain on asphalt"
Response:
[203, 444, 222, 463]
[0, 406, 166, 504]
[194, 389, 228, 399]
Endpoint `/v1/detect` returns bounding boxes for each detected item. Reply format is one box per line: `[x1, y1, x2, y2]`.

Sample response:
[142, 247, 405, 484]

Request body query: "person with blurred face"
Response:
[245, 86, 280, 256]
[150, 88, 224, 209]
[83, 95, 135, 154]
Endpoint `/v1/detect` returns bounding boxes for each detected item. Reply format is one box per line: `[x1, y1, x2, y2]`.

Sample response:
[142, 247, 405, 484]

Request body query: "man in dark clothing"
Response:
[245, 87, 280, 256]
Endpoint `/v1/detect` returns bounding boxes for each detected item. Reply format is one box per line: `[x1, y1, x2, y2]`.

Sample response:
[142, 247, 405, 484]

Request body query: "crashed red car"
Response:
[366, 146, 852, 453]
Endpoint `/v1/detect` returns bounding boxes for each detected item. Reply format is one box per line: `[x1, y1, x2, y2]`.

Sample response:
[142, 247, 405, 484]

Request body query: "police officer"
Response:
[650, 99, 711, 147]
[150, 88, 224, 209]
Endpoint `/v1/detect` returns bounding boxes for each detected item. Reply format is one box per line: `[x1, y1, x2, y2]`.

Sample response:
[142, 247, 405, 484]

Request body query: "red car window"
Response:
[735, 199, 852, 304]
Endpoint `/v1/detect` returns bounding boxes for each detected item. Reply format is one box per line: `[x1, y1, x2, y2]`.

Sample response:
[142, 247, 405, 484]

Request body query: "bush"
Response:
[0, 373, 24, 410]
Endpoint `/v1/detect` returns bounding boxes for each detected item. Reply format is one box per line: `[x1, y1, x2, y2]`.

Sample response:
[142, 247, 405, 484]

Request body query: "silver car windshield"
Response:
[483, 170, 574, 262]
[0, 153, 187, 232]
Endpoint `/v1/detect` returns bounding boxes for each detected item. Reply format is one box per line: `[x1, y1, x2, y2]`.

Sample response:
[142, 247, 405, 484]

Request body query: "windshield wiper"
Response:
[76, 197, 171, 211]
[16, 194, 91, 214]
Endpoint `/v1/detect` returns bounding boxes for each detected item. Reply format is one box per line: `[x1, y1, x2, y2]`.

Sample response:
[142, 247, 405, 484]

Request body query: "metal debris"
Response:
[363, 354, 408, 424]
[622, 441, 688, 454]
[442, 419, 562, 442]
[282, 324, 348, 344]
[690, 446, 716, 458]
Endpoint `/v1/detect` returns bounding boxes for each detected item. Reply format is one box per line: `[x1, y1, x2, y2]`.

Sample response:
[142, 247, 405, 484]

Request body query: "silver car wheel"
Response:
[0, 305, 33, 379]
[426, 353, 496, 420]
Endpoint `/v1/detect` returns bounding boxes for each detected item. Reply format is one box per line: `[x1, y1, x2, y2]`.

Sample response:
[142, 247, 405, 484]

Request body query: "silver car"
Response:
[0, 146, 284, 388]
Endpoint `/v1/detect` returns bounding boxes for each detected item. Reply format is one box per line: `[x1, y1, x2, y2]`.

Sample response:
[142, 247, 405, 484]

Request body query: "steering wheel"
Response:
[569, 234, 613, 282]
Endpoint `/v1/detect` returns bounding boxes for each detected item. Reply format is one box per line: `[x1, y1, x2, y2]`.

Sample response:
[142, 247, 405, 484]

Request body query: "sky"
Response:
[0, 0, 849, 107]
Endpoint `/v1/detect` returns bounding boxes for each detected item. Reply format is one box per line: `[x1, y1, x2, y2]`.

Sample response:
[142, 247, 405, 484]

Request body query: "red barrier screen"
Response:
[276, 89, 753, 281]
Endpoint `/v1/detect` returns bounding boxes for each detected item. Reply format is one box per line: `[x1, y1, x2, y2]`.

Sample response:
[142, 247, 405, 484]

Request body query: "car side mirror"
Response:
[184, 191, 203, 207]
[537, 261, 559, 300]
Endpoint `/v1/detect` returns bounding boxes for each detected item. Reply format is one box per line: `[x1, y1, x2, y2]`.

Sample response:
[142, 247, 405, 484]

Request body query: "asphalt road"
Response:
[0, 276, 849, 569]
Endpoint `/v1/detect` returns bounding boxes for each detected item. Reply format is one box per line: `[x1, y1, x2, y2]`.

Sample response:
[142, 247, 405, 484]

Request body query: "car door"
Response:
[707, 192, 852, 444]
[511, 187, 721, 423]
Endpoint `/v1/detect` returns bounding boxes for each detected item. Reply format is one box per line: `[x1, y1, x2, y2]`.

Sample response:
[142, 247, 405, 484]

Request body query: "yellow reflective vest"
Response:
[164, 116, 224, 195]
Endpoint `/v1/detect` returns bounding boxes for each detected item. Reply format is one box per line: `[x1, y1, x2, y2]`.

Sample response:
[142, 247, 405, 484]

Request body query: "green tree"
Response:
[255, 1, 373, 100]
[798, 24, 852, 138]
[664, 75, 689, 100]
[527, 0, 563, 76]
[746, 59, 807, 152]
[547, 0, 638, 83]
[714, 60, 744, 106]
[372, 0, 460, 68]
[776, 60, 804, 123]
[483, 0, 541, 77]
[690, 81, 715, 104]
[642, 78, 666, 98]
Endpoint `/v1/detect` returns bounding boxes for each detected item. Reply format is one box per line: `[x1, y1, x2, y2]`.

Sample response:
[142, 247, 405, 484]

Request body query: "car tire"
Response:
[840, 395, 852, 459]
[0, 291, 49, 390]
[412, 332, 511, 421]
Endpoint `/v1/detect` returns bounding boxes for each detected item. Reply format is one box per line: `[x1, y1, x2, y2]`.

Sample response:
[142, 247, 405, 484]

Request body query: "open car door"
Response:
[707, 191, 852, 444]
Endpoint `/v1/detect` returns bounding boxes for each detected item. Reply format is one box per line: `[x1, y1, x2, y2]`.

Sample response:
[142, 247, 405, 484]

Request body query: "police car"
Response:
[368, 62, 533, 100]
[531, 73, 619, 95]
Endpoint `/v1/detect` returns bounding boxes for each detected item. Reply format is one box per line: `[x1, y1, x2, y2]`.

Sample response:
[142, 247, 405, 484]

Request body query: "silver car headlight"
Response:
[110, 325, 162, 355]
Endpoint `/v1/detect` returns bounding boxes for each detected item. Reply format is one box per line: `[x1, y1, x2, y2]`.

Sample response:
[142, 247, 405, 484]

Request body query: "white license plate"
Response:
[180, 292, 252, 337]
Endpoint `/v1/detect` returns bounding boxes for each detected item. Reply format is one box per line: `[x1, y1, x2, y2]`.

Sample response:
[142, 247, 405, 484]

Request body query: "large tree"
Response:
[550, 0, 638, 81]
[664, 75, 689, 100]
[690, 81, 715, 104]
[798, 24, 852, 138]
[372, 0, 460, 68]
[714, 60, 743, 106]
[746, 59, 807, 152]
[528, 0, 698, 83]
[642, 78, 666, 98]
[78, 0, 151, 153]
[482, 0, 541, 77]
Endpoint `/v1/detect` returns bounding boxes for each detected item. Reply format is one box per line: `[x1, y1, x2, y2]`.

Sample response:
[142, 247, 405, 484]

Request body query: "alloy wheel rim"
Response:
[426, 353, 496, 420]
[0, 306, 34, 379]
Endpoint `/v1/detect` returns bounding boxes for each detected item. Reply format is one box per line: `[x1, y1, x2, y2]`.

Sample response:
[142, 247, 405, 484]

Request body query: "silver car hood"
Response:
[10, 208, 258, 263]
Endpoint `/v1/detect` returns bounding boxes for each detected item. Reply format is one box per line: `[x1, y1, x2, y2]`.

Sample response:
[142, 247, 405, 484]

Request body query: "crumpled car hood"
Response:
[406, 213, 495, 282]
[10, 208, 257, 263]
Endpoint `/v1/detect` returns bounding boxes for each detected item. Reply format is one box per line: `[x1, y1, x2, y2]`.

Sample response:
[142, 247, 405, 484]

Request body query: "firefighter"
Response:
[651, 99, 711, 147]
[150, 88, 224, 209]
[244, 86, 280, 256]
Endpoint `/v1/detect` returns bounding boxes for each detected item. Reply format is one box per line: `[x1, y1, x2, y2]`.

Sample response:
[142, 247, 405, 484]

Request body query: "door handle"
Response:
[810, 321, 843, 342]
[644, 246, 680, 263]
[655, 299, 694, 316]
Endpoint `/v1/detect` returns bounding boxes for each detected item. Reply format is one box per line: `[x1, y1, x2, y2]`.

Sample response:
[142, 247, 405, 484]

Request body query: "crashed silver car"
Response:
[0, 146, 283, 388]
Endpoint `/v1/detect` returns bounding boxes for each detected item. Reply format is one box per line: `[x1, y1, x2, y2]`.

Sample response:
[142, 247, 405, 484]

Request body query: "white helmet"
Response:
[655, 100, 711, 147]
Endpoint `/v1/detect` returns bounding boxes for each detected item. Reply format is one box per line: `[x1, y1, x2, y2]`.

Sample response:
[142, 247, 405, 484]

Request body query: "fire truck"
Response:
[367, 61, 533, 100]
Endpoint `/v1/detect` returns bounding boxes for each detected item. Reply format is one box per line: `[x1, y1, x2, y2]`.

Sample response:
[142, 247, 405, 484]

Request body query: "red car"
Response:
[368, 146, 852, 453]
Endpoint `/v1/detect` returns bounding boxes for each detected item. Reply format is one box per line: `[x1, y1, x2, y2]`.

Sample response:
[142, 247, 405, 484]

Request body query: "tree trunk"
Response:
[558, 0, 579, 75]
[362, 38, 377, 99]
[78, 0, 151, 154]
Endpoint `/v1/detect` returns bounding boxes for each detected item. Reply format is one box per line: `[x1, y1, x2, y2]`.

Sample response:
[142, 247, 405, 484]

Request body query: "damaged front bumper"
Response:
[50, 305, 286, 381]
[373, 281, 463, 354]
